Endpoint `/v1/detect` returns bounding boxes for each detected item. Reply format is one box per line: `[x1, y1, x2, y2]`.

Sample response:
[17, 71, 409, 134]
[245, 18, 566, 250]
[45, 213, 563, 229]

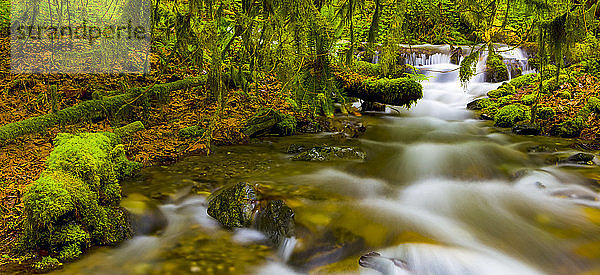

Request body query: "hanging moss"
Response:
[494, 104, 531, 128]
[20, 132, 140, 270]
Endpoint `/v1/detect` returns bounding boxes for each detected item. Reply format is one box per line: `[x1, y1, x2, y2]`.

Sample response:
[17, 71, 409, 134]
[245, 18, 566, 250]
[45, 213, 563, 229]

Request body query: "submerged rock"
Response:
[207, 182, 259, 228]
[255, 200, 295, 247]
[567, 153, 595, 164]
[512, 123, 541, 135]
[121, 193, 168, 236]
[291, 146, 366, 161]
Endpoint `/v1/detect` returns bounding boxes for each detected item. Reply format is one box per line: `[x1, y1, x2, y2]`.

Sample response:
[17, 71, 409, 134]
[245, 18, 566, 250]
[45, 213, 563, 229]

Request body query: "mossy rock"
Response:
[207, 182, 259, 228]
[578, 97, 600, 118]
[554, 117, 585, 138]
[538, 106, 555, 120]
[509, 73, 537, 88]
[291, 146, 366, 161]
[21, 132, 140, 268]
[485, 53, 509, 83]
[521, 94, 538, 105]
[352, 61, 381, 77]
[47, 132, 141, 193]
[466, 98, 493, 110]
[255, 200, 295, 247]
[497, 95, 512, 106]
[178, 125, 205, 139]
[494, 104, 531, 128]
[487, 82, 515, 98]
[32, 256, 62, 273]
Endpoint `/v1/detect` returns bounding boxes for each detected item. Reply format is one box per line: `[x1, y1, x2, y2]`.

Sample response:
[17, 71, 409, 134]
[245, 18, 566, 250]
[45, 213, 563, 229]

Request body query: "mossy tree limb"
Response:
[0, 76, 207, 144]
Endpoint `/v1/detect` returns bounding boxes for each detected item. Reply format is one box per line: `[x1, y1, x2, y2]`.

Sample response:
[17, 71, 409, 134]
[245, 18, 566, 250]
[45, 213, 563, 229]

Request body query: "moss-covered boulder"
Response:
[494, 104, 531, 128]
[509, 73, 537, 88]
[485, 53, 509, 83]
[466, 98, 493, 110]
[554, 117, 585, 138]
[291, 146, 366, 161]
[21, 132, 140, 268]
[521, 94, 538, 105]
[207, 182, 259, 228]
[487, 82, 515, 98]
[538, 106, 556, 120]
[255, 200, 295, 247]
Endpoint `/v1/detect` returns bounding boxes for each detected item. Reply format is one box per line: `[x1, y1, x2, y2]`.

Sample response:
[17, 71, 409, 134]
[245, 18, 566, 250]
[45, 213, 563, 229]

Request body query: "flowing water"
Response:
[56, 47, 600, 275]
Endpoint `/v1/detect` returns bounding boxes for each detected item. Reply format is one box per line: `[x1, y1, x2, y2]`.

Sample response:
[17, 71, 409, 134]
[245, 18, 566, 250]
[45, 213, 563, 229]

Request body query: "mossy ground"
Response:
[479, 70, 600, 139]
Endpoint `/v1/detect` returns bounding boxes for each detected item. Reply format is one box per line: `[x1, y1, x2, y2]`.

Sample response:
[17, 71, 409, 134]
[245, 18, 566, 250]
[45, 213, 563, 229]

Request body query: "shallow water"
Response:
[56, 49, 600, 275]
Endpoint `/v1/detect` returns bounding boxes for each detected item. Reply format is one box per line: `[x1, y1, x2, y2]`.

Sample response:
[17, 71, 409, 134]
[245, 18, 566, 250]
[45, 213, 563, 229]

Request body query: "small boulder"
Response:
[291, 146, 366, 161]
[512, 123, 541, 135]
[207, 182, 259, 228]
[255, 200, 295, 247]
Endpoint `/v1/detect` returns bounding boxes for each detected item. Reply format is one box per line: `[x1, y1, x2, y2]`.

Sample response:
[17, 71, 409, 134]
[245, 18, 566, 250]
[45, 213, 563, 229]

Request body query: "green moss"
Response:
[487, 82, 515, 98]
[275, 114, 297, 136]
[494, 104, 531, 128]
[485, 53, 509, 83]
[577, 97, 600, 118]
[508, 73, 537, 89]
[348, 77, 422, 108]
[521, 93, 538, 105]
[556, 117, 584, 138]
[114, 121, 145, 137]
[32, 256, 62, 273]
[178, 125, 205, 139]
[352, 61, 381, 77]
[482, 105, 500, 118]
[497, 95, 512, 106]
[21, 132, 140, 266]
[538, 106, 555, 120]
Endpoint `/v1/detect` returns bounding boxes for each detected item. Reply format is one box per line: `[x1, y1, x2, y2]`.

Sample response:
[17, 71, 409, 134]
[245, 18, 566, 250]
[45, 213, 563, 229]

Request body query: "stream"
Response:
[55, 46, 600, 275]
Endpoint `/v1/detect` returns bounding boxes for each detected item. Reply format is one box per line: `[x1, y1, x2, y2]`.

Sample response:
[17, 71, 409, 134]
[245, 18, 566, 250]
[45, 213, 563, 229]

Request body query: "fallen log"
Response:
[0, 76, 207, 144]
[344, 77, 422, 108]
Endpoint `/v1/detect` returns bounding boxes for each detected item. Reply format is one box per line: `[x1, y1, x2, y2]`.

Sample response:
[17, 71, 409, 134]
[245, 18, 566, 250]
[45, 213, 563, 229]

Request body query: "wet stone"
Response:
[512, 123, 541, 136]
[207, 182, 259, 228]
[567, 153, 595, 164]
[291, 146, 366, 161]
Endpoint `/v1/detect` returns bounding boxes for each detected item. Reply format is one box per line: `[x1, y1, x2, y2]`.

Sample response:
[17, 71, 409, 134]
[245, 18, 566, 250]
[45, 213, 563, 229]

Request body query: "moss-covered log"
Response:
[242, 109, 296, 138]
[0, 76, 207, 143]
[114, 121, 145, 137]
[344, 77, 423, 107]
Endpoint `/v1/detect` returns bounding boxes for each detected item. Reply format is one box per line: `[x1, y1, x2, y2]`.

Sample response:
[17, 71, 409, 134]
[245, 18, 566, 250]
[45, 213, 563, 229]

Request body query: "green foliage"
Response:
[276, 114, 297, 136]
[510, 74, 537, 89]
[578, 97, 600, 118]
[571, 35, 600, 63]
[558, 91, 571, 99]
[460, 51, 480, 84]
[495, 104, 531, 127]
[352, 61, 381, 77]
